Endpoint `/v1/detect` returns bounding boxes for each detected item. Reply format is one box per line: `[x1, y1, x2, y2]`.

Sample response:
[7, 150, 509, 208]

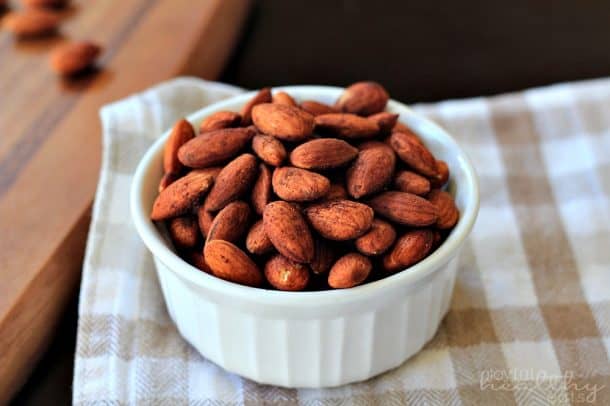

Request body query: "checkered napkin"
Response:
[73, 77, 610, 405]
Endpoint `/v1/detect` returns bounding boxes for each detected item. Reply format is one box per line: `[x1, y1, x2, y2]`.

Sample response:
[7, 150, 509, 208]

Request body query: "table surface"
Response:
[9, 0, 610, 403]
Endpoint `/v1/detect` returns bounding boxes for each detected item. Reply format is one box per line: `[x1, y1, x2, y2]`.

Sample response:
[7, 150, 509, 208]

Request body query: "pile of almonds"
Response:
[151, 82, 459, 291]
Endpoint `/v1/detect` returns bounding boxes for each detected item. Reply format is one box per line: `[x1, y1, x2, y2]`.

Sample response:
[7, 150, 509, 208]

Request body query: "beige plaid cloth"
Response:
[73, 77, 610, 405]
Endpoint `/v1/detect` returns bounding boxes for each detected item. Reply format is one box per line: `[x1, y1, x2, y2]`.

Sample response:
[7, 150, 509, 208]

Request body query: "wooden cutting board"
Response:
[0, 0, 251, 402]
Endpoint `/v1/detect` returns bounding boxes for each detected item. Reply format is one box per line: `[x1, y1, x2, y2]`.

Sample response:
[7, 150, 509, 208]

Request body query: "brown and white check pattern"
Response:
[73, 77, 610, 405]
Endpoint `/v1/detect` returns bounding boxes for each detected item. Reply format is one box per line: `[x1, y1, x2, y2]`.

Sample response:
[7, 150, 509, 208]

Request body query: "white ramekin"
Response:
[130, 86, 479, 388]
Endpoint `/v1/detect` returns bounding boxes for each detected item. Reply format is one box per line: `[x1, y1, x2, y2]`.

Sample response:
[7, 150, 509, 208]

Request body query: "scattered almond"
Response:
[289, 138, 358, 170]
[168, 216, 199, 249]
[246, 219, 274, 255]
[252, 103, 315, 141]
[368, 191, 438, 226]
[335, 81, 389, 115]
[328, 253, 372, 288]
[272, 167, 330, 202]
[305, 199, 374, 241]
[204, 240, 263, 287]
[178, 127, 255, 168]
[151, 169, 214, 221]
[206, 201, 250, 243]
[264, 254, 310, 291]
[355, 219, 396, 256]
[383, 229, 435, 272]
[199, 111, 242, 133]
[3, 9, 60, 37]
[346, 142, 395, 198]
[164, 119, 195, 175]
[315, 113, 379, 138]
[389, 132, 438, 177]
[394, 170, 431, 196]
[427, 189, 459, 229]
[204, 153, 258, 211]
[252, 134, 287, 166]
[263, 201, 314, 263]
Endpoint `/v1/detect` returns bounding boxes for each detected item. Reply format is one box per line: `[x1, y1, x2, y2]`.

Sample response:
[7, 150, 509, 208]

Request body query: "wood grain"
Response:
[0, 0, 251, 402]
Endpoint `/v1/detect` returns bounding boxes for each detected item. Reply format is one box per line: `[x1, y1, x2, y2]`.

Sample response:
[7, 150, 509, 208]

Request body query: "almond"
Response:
[204, 153, 258, 211]
[289, 138, 358, 170]
[335, 81, 389, 115]
[324, 183, 348, 201]
[183, 250, 212, 274]
[197, 205, 215, 237]
[252, 103, 315, 141]
[315, 113, 379, 139]
[273, 91, 297, 106]
[163, 119, 195, 175]
[272, 167, 330, 202]
[427, 189, 459, 229]
[252, 134, 287, 166]
[204, 240, 263, 287]
[394, 170, 431, 196]
[368, 112, 399, 134]
[355, 219, 396, 256]
[383, 229, 435, 272]
[392, 122, 424, 146]
[368, 191, 438, 226]
[50, 41, 102, 75]
[158, 172, 179, 193]
[264, 254, 310, 291]
[168, 216, 200, 249]
[3, 9, 60, 37]
[251, 163, 272, 215]
[310, 238, 336, 274]
[328, 253, 372, 288]
[346, 143, 395, 198]
[430, 160, 449, 188]
[178, 127, 254, 168]
[206, 201, 250, 243]
[246, 219, 274, 255]
[199, 111, 242, 133]
[389, 132, 438, 177]
[300, 100, 339, 116]
[150, 170, 214, 220]
[305, 199, 373, 240]
[263, 201, 314, 263]
[241, 87, 272, 125]
[22, 0, 70, 7]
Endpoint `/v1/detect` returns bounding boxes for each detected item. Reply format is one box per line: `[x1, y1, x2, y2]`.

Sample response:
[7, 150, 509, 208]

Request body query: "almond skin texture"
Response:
[310, 239, 336, 274]
[300, 100, 339, 116]
[368, 112, 399, 134]
[150, 170, 214, 220]
[204, 240, 263, 287]
[355, 219, 396, 256]
[305, 199, 374, 241]
[273, 91, 297, 106]
[383, 229, 435, 272]
[324, 183, 348, 201]
[184, 251, 212, 274]
[427, 189, 459, 229]
[430, 160, 450, 188]
[328, 253, 372, 288]
[252, 103, 315, 141]
[336, 82, 389, 115]
[394, 170, 431, 196]
[368, 191, 438, 226]
[392, 122, 424, 146]
[3, 10, 60, 37]
[272, 167, 330, 202]
[168, 216, 200, 249]
[50, 41, 102, 75]
[251, 163, 272, 215]
[178, 127, 255, 168]
[263, 201, 314, 263]
[241, 87, 272, 125]
[204, 153, 259, 211]
[390, 132, 438, 177]
[246, 220, 274, 255]
[264, 254, 310, 291]
[315, 113, 379, 139]
[158, 172, 179, 193]
[252, 134, 287, 166]
[197, 205, 215, 237]
[206, 201, 250, 243]
[199, 111, 242, 133]
[164, 119, 195, 174]
[346, 143, 396, 199]
[289, 138, 358, 170]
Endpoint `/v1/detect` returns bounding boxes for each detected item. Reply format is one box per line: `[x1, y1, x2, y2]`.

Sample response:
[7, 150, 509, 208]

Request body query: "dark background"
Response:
[11, 0, 610, 403]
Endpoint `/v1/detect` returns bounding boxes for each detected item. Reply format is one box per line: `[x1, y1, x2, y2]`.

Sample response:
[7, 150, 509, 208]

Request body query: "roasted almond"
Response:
[430, 160, 449, 188]
[368, 191, 438, 226]
[383, 229, 435, 272]
[289, 138, 358, 170]
[394, 170, 431, 196]
[178, 127, 255, 168]
[150, 170, 214, 220]
[197, 205, 215, 237]
[158, 172, 179, 193]
[305, 199, 374, 240]
[22, 0, 70, 7]
[263, 201, 314, 263]
[3, 9, 60, 37]
[168, 216, 200, 249]
[427, 189, 459, 229]
[355, 219, 396, 256]
[272, 167, 330, 202]
[264, 254, 310, 291]
[183, 250, 212, 274]
[389, 132, 438, 177]
[50, 41, 102, 75]
[392, 122, 424, 145]
[246, 219, 274, 255]
[368, 112, 399, 134]
[206, 201, 250, 243]
[252, 134, 287, 166]
[346, 143, 395, 198]
[315, 113, 379, 138]
[199, 111, 242, 133]
[335, 81, 389, 115]
[251, 163, 272, 215]
[163, 119, 195, 175]
[310, 238, 336, 274]
[300, 100, 339, 116]
[328, 253, 372, 288]
[272, 91, 297, 106]
[252, 103, 315, 141]
[204, 240, 263, 287]
[241, 87, 272, 125]
[204, 153, 258, 211]
[324, 183, 348, 201]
